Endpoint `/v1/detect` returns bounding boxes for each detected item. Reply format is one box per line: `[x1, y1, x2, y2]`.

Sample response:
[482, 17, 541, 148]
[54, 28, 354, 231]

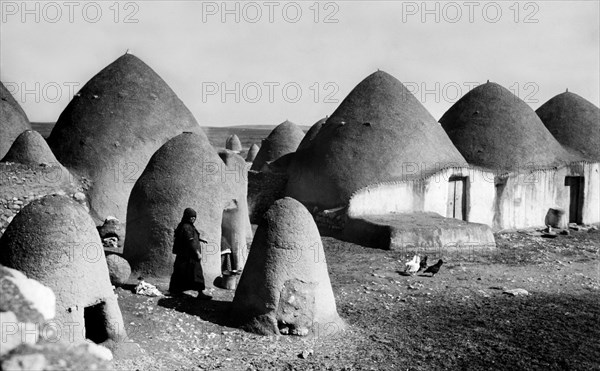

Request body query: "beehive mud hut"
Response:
[232, 197, 344, 336]
[439, 82, 578, 171]
[245, 143, 259, 162]
[297, 117, 326, 151]
[536, 91, 600, 162]
[286, 71, 466, 210]
[0, 195, 126, 347]
[1, 130, 62, 166]
[0, 82, 31, 159]
[225, 134, 243, 152]
[124, 132, 239, 283]
[250, 121, 305, 171]
[47, 54, 202, 222]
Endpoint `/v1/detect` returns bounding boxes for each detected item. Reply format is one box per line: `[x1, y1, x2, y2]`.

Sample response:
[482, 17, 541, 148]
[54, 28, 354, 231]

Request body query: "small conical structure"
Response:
[440, 82, 578, 170]
[1, 130, 60, 166]
[47, 54, 202, 221]
[232, 197, 344, 336]
[250, 121, 304, 171]
[1, 82, 31, 159]
[536, 91, 600, 161]
[0, 195, 126, 345]
[123, 132, 224, 281]
[245, 143, 259, 162]
[225, 134, 242, 152]
[297, 117, 326, 151]
[286, 71, 466, 209]
[218, 149, 252, 271]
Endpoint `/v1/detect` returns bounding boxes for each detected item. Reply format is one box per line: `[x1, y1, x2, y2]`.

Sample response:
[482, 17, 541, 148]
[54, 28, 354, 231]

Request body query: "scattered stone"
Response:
[135, 280, 162, 297]
[106, 254, 131, 285]
[103, 237, 119, 249]
[503, 288, 529, 297]
[477, 290, 490, 298]
[291, 327, 309, 336]
[97, 217, 124, 243]
[73, 192, 86, 202]
[1, 353, 47, 371]
[298, 349, 314, 359]
[559, 230, 570, 236]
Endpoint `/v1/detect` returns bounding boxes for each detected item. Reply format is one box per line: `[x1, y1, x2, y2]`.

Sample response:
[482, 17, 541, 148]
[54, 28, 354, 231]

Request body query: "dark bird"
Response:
[418, 256, 428, 272]
[423, 259, 443, 277]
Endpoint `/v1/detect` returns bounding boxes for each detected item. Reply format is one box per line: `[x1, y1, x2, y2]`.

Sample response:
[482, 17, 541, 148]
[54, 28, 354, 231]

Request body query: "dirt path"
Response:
[112, 230, 600, 371]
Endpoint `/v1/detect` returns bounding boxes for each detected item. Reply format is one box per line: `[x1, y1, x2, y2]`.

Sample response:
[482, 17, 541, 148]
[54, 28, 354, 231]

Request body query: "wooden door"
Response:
[447, 177, 467, 221]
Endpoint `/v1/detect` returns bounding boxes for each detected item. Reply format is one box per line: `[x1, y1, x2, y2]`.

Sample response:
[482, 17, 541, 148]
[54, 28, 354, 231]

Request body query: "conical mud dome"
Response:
[123, 132, 225, 281]
[226, 134, 242, 152]
[286, 71, 466, 209]
[297, 117, 326, 151]
[440, 82, 578, 170]
[245, 143, 259, 162]
[536, 91, 600, 161]
[47, 54, 203, 221]
[1, 130, 60, 166]
[250, 121, 305, 171]
[232, 197, 344, 336]
[0, 195, 126, 345]
[1, 82, 31, 159]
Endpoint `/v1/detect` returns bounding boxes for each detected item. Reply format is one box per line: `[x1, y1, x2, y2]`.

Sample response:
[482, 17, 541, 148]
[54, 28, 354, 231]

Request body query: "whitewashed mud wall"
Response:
[348, 167, 496, 226]
[495, 163, 599, 230]
[348, 163, 600, 231]
[582, 163, 600, 225]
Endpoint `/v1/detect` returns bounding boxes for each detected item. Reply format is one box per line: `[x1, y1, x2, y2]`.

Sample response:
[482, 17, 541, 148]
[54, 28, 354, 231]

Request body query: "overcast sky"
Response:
[1, 1, 598, 126]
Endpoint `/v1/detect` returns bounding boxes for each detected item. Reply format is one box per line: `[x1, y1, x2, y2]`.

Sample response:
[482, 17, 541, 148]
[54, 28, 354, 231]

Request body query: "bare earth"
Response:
[112, 229, 600, 371]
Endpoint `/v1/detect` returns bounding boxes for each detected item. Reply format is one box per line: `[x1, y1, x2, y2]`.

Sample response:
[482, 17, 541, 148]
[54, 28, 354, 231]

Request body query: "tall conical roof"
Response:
[231, 197, 344, 335]
[440, 82, 578, 170]
[250, 120, 305, 171]
[123, 132, 224, 280]
[225, 134, 242, 152]
[245, 143, 259, 162]
[536, 91, 600, 161]
[47, 54, 203, 221]
[1, 82, 31, 159]
[286, 71, 466, 209]
[297, 117, 326, 151]
[1, 130, 60, 166]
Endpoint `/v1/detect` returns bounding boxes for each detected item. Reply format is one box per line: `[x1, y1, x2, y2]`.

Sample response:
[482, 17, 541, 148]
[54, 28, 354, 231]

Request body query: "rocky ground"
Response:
[110, 228, 600, 371]
[0, 162, 87, 234]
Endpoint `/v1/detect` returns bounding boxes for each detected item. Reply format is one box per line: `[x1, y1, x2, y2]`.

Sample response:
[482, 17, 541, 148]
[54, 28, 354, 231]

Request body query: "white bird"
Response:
[404, 255, 421, 275]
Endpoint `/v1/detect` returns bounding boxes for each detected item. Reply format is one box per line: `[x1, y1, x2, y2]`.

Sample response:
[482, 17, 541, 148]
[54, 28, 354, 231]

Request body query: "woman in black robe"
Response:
[168, 208, 212, 300]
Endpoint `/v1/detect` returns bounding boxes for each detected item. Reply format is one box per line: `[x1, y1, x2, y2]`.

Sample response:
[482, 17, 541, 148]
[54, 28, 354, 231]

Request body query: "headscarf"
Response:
[173, 207, 198, 254]
[182, 207, 197, 222]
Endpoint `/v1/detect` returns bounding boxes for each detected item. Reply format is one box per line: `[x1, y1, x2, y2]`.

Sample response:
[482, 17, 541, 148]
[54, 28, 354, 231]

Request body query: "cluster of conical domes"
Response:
[47, 54, 203, 222]
[287, 71, 467, 209]
[439, 82, 577, 171]
[1, 82, 31, 159]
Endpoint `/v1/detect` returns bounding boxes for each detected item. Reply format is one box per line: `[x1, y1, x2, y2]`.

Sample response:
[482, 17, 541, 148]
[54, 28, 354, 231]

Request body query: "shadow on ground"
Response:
[157, 296, 233, 327]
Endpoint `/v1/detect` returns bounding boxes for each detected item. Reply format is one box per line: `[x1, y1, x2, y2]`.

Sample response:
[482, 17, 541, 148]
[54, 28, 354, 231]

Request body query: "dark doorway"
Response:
[84, 302, 109, 343]
[565, 176, 584, 224]
[447, 176, 468, 221]
[221, 204, 239, 273]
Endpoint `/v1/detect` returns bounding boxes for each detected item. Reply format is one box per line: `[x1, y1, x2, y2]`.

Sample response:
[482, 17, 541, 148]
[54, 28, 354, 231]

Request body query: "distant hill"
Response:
[31, 122, 308, 155]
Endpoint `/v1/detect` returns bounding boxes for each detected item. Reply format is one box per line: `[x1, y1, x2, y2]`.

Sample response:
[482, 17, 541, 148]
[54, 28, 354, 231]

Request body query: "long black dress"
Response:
[168, 222, 206, 294]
